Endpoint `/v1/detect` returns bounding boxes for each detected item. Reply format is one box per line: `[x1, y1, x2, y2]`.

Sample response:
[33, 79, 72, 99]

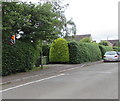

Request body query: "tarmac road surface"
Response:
[2, 62, 118, 99]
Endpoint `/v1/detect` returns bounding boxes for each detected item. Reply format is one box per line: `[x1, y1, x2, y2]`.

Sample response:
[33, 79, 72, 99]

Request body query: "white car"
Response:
[104, 51, 120, 62]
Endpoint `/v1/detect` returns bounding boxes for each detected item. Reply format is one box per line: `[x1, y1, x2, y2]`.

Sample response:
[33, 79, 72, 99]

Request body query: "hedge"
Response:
[113, 46, 120, 52]
[2, 41, 39, 76]
[35, 44, 50, 66]
[49, 38, 69, 63]
[68, 41, 102, 64]
[68, 41, 80, 64]
[99, 45, 113, 58]
[78, 42, 102, 63]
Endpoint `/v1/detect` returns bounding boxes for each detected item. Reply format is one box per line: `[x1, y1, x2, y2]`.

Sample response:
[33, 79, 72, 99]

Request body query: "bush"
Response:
[79, 37, 92, 43]
[68, 41, 80, 64]
[49, 38, 69, 63]
[78, 42, 102, 63]
[68, 41, 102, 64]
[99, 41, 109, 46]
[113, 46, 120, 52]
[99, 45, 113, 58]
[2, 41, 39, 76]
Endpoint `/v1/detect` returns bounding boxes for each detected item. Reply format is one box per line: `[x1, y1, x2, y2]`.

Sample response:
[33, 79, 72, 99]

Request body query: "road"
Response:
[2, 62, 118, 99]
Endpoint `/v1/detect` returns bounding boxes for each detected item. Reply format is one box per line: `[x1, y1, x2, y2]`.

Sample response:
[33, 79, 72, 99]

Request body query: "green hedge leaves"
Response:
[68, 41, 80, 64]
[2, 41, 39, 76]
[49, 38, 69, 63]
[50, 39, 102, 64]
[3, 38, 114, 76]
[99, 45, 113, 58]
[68, 41, 102, 64]
[79, 43, 102, 63]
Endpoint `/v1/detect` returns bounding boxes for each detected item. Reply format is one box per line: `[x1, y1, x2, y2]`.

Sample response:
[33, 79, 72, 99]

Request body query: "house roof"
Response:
[101, 39, 119, 46]
[74, 34, 92, 41]
[108, 40, 119, 46]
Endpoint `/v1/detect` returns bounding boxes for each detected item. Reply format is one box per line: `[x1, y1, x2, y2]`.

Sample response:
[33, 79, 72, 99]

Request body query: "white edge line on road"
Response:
[0, 73, 65, 93]
[59, 64, 85, 72]
[1, 65, 85, 85]
[98, 72, 112, 74]
[1, 74, 46, 85]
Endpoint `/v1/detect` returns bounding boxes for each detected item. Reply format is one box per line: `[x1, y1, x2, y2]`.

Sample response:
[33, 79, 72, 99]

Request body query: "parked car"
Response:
[117, 52, 120, 55]
[104, 51, 120, 62]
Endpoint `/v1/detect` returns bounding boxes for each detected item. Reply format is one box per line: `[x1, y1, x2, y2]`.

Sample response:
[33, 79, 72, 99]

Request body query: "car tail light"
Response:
[114, 55, 118, 57]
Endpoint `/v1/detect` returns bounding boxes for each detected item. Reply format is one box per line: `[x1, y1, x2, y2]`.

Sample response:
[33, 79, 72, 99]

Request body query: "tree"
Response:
[50, 1, 76, 38]
[64, 18, 76, 39]
[80, 37, 92, 43]
[2, 2, 76, 44]
[2, 1, 76, 68]
[99, 41, 109, 46]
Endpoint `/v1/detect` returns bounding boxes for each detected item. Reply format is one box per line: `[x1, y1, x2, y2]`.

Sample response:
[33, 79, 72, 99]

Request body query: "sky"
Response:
[64, 0, 119, 42]
[23, 0, 119, 42]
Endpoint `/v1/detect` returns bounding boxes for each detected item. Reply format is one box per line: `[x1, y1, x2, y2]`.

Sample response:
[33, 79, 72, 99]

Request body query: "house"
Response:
[74, 34, 92, 41]
[65, 34, 92, 41]
[100, 40, 119, 47]
[107, 40, 119, 46]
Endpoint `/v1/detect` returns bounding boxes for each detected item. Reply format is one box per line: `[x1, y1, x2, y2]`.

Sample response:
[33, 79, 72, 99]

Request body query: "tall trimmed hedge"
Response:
[49, 38, 69, 63]
[68, 41, 80, 64]
[2, 41, 39, 76]
[78, 43, 102, 63]
[68, 41, 102, 64]
[99, 45, 113, 58]
[113, 46, 120, 52]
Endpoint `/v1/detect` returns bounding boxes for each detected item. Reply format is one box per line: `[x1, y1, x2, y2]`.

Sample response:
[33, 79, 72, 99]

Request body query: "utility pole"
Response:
[107, 35, 109, 41]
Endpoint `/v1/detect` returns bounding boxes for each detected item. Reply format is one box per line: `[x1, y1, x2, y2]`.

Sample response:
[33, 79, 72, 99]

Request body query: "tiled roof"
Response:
[74, 34, 92, 41]
[101, 40, 119, 46]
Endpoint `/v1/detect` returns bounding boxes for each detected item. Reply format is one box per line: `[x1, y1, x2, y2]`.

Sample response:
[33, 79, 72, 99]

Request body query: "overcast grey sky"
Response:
[64, 0, 119, 42]
[23, 0, 119, 42]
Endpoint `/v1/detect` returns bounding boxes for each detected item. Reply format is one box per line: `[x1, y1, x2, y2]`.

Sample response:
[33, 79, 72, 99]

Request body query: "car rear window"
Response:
[105, 52, 116, 55]
[118, 52, 120, 55]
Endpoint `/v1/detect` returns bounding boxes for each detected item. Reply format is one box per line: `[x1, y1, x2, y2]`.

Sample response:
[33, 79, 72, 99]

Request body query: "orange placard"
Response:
[11, 35, 15, 40]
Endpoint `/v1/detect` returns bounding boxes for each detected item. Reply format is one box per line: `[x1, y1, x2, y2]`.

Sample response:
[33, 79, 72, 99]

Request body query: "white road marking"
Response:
[0, 73, 65, 93]
[98, 72, 112, 74]
[59, 65, 85, 73]
[1, 65, 85, 85]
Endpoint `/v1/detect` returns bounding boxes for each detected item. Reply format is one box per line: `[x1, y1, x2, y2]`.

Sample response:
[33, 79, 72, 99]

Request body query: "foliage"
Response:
[79, 37, 92, 43]
[68, 41, 80, 64]
[2, 41, 39, 76]
[78, 42, 102, 63]
[99, 45, 113, 58]
[68, 41, 101, 64]
[2, 2, 76, 45]
[113, 46, 120, 52]
[2, 2, 59, 44]
[1, 1, 77, 75]
[49, 38, 69, 63]
[51, 1, 76, 38]
[99, 41, 109, 46]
